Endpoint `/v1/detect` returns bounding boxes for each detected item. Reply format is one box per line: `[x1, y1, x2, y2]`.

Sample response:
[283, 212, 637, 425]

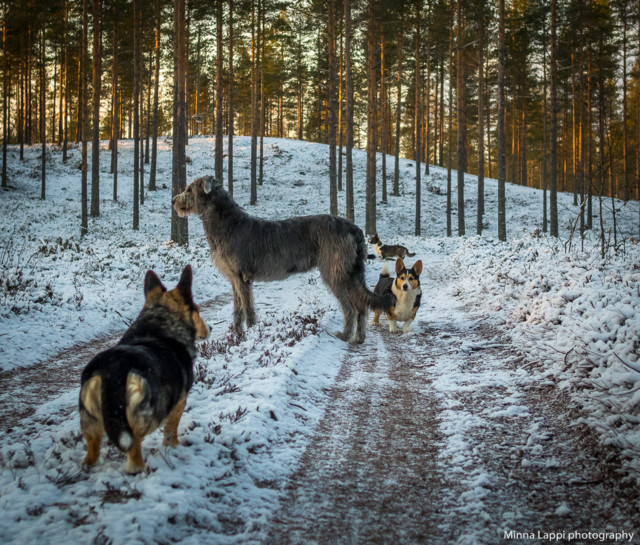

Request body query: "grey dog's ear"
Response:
[202, 176, 213, 194]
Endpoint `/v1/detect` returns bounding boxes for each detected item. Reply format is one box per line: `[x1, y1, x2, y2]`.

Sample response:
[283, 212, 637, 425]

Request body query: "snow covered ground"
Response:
[0, 136, 639, 543]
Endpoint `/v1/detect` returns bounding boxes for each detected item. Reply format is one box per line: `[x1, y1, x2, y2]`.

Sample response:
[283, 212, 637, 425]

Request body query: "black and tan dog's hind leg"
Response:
[79, 375, 104, 467]
[162, 397, 187, 447]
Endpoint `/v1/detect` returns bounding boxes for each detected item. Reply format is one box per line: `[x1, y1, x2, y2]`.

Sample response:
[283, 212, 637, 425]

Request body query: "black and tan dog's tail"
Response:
[101, 365, 136, 452]
[406, 251, 416, 257]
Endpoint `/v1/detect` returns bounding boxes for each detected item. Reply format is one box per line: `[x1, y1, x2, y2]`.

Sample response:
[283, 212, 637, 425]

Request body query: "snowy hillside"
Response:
[0, 136, 639, 543]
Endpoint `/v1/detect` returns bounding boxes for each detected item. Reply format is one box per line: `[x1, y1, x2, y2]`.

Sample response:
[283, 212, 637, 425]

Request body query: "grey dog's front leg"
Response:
[232, 274, 256, 329]
[232, 286, 244, 330]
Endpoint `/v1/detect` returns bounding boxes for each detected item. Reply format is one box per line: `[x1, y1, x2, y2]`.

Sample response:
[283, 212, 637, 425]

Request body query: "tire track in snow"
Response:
[266, 264, 640, 543]
[266, 322, 451, 544]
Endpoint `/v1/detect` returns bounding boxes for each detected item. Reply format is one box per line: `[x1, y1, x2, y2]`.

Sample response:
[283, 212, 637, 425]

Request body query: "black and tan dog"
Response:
[172, 176, 393, 344]
[372, 258, 422, 334]
[368, 233, 416, 260]
[79, 266, 209, 474]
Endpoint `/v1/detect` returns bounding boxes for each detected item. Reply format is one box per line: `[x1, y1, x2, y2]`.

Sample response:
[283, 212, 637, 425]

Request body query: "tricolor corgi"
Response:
[368, 233, 416, 260]
[372, 258, 422, 333]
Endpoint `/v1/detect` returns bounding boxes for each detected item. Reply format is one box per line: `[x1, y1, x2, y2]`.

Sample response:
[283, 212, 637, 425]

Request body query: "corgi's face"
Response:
[368, 233, 381, 245]
[394, 259, 422, 292]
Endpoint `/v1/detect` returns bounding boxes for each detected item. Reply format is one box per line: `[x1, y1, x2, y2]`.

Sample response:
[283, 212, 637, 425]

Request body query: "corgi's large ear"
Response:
[395, 258, 405, 275]
[144, 270, 166, 303]
[412, 260, 423, 276]
[176, 265, 194, 301]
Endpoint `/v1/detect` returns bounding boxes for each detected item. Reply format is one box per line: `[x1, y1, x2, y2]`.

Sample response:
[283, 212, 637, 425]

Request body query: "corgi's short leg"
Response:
[402, 318, 414, 333]
[388, 319, 398, 333]
[372, 310, 382, 325]
[163, 398, 186, 447]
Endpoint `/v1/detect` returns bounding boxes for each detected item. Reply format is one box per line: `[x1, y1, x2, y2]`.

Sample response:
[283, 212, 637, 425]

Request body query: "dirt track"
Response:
[1, 282, 639, 543]
[266, 301, 640, 544]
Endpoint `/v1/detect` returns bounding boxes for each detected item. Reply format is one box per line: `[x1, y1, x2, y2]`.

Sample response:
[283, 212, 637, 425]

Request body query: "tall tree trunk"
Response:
[52, 45, 57, 144]
[19, 37, 24, 161]
[228, 0, 234, 197]
[542, 17, 548, 232]
[456, 0, 465, 236]
[215, 0, 224, 182]
[424, 5, 430, 177]
[111, 1, 119, 198]
[447, 6, 453, 237]
[258, 0, 265, 186]
[40, 25, 46, 200]
[250, 0, 257, 205]
[549, 0, 558, 237]
[58, 42, 63, 144]
[477, 7, 485, 235]
[414, 0, 421, 236]
[328, 0, 338, 214]
[2, 1, 7, 189]
[622, 11, 629, 200]
[439, 58, 444, 166]
[380, 30, 387, 203]
[80, 0, 88, 235]
[393, 28, 403, 197]
[586, 45, 593, 230]
[296, 22, 303, 141]
[365, 0, 377, 235]
[149, 0, 160, 191]
[338, 28, 343, 193]
[145, 51, 151, 164]
[344, 0, 354, 222]
[172, 0, 188, 245]
[62, 0, 69, 163]
[521, 84, 527, 187]
[91, 0, 102, 217]
[497, 0, 507, 241]
[597, 46, 607, 258]
[133, 0, 140, 229]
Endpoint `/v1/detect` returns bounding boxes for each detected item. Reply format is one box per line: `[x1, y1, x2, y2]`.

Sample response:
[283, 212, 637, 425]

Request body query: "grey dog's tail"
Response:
[406, 251, 416, 257]
[356, 284, 395, 312]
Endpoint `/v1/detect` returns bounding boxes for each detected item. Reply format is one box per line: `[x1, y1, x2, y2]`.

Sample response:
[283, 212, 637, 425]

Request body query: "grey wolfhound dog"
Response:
[173, 176, 394, 343]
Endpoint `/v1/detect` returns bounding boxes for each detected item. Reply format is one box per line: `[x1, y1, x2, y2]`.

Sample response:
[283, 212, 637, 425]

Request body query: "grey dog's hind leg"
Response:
[354, 309, 367, 344]
[334, 288, 356, 342]
[231, 284, 244, 330]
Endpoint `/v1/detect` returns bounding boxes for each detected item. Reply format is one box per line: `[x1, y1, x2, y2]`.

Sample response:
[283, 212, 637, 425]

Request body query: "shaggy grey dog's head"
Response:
[172, 176, 221, 217]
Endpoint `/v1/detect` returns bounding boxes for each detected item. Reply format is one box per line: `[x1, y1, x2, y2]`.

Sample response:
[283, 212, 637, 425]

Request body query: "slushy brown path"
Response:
[1, 277, 638, 544]
[265, 279, 640, 544]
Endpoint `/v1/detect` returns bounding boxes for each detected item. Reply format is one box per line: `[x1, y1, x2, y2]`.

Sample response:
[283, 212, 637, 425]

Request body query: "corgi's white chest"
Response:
[391, 284, 420, 321]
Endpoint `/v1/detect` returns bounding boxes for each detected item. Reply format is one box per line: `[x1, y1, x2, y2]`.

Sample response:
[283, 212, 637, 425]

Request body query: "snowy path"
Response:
[266, 264, 640, 544]
[1, 262, 639, 544]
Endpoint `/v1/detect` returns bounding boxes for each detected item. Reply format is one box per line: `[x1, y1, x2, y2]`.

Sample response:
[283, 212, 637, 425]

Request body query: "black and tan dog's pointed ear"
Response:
[395, 258, 405, 275]
[144, 270, 166, 303]
[412, 260, 423, 276]
[176, 265, 193, 300]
